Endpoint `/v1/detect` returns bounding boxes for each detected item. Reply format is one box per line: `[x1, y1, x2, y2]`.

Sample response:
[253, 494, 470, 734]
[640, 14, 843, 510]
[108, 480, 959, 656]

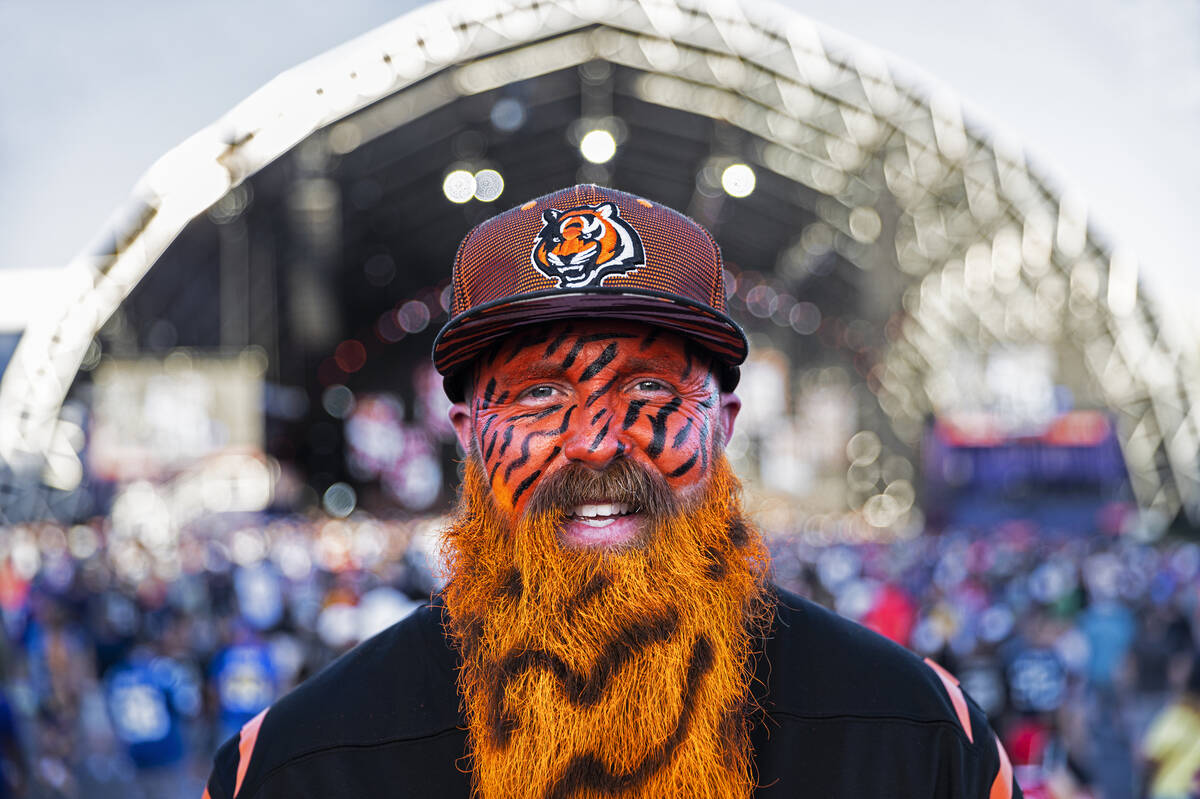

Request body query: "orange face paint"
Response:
[467, 321, 725, 525]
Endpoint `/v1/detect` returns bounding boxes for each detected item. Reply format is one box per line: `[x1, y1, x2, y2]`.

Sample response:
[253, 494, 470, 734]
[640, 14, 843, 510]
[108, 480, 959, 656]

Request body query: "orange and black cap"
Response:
[433, 185, 748, 399]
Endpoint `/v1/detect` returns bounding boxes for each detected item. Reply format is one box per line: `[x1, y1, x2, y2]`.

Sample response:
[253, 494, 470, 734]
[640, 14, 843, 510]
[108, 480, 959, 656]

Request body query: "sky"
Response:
[2, 0, 1197, 336]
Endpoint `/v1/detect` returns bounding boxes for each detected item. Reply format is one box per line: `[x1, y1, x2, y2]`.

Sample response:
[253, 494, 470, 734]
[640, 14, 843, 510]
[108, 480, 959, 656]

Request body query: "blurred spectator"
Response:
[0, 686, 28, 797]
[103, 646, 198, 798]
[861, 583, 916, 646]
[1141, 653, 1200, 799]
[1077, 559, 1139, 799]
[210, 630, 277, 744]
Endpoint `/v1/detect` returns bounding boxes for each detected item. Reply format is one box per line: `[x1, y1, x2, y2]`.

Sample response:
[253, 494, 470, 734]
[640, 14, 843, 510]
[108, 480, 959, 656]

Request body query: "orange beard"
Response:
[441, 454, 771, 799]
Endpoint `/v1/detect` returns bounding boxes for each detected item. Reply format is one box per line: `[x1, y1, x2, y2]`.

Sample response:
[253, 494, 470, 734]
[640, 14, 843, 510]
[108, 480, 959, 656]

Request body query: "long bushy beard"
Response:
[441, 454, 771, 799]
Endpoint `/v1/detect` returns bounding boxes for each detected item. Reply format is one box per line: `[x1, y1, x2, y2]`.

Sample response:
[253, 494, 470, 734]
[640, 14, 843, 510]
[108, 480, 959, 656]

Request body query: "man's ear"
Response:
[718, 391, 741, 446]
[449, 402, 474, 453]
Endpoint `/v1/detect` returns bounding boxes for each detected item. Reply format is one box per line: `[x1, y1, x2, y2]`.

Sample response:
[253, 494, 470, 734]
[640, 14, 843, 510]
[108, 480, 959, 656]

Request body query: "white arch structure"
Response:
[2, 0, 1197, 524]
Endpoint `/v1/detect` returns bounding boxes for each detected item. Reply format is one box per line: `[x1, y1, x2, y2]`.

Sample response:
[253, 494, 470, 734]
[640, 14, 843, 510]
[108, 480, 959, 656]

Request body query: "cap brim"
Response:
[432, 287, 748, 379]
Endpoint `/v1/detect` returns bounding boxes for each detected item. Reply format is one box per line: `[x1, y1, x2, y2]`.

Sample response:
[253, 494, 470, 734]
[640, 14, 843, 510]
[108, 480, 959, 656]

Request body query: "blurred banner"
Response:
[88, 350, 266, 482]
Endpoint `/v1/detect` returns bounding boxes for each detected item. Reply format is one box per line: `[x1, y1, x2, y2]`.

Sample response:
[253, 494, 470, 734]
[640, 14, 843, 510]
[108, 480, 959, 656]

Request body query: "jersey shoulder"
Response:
[756, 587, 1019, 797]
[764, 585, 986, 741]
[206, 599, 463, 799]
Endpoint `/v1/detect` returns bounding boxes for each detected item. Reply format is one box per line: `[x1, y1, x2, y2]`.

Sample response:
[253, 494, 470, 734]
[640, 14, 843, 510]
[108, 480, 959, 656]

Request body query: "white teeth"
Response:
[571, 502, 631, 518]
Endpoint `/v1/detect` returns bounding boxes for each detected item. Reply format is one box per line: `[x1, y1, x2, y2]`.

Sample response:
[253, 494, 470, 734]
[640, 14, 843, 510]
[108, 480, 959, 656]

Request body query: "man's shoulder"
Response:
[764, 585, 984, 735]
[207, 599, 465, 799]
[756, 587, 1019, 797]
[268, 598, 461, 741]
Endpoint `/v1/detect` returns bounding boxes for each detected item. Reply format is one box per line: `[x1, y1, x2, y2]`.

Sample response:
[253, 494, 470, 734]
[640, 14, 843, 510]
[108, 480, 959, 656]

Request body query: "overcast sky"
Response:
[3, 0, 1197, 334]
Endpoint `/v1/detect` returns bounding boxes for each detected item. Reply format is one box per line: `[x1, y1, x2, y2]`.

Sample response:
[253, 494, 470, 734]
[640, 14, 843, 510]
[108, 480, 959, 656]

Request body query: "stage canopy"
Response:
[2, 0, 1196, 530]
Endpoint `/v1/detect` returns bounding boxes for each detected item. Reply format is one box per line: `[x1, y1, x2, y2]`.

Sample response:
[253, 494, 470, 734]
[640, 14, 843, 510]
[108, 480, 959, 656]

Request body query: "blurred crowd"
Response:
[0, 514, 440, 798]
[772, 525, 1200, 799]
[0, 513, 1196, 799]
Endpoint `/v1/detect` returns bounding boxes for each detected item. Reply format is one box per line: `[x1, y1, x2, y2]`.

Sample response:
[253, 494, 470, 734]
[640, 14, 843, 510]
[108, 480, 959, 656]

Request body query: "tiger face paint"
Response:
[441, 449, 770, 799]
[450, 321, 738, 550]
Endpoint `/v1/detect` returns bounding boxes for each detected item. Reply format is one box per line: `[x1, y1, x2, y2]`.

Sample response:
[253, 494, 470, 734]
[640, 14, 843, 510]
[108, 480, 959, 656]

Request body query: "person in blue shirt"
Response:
[210, 630, 277, 745]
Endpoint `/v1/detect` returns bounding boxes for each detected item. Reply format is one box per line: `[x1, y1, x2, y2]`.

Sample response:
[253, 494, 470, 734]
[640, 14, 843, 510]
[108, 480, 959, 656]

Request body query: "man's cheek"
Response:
[475, 405, 576, 513]
[630, 406, 714, 488]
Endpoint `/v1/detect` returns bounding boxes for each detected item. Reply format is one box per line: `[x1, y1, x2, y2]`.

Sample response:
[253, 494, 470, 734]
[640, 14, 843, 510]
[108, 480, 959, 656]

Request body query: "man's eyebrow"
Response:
[492, 361, 570, 384]
[615, 355, 686, 376]
[489, 354, 690, 388]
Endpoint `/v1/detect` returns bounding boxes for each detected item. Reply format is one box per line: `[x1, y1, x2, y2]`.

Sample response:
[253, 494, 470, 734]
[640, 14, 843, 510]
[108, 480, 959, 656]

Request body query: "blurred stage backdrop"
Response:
[1, 2, 1198, 798]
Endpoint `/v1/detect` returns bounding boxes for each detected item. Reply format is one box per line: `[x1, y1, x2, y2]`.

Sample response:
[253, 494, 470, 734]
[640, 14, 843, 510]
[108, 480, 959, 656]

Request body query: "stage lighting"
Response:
[721, 163, 755, 197]
[473, 169, 504, 202]
[580, 129, 617, 164]
[442, 170, 476, 203]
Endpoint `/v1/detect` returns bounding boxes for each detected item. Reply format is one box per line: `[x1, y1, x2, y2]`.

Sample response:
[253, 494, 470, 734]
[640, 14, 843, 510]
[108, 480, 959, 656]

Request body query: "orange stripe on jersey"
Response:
[989, 732, 1014, 799]
[923, 657, 973, 744]
[234, 708, 269, 798]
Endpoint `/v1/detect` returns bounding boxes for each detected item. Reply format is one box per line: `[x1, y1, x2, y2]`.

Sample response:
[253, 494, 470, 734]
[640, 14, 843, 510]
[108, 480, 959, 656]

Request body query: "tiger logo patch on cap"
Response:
[530, 201, 645, 288]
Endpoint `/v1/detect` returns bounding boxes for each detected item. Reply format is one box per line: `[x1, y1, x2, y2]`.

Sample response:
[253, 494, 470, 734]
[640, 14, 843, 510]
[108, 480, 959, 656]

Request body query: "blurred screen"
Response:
[88, 351, 265, 482]
[924, 410, 1132, 530]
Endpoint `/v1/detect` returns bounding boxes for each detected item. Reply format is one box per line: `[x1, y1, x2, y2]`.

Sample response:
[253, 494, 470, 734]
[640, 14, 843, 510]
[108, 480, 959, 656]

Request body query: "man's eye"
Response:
[526, 385, 558, 400]
[634, 380, 669, 393]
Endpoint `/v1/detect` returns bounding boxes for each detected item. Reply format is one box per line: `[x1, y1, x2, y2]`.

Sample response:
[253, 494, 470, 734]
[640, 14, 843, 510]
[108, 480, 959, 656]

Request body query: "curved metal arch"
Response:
[1, 0, 1195, 524]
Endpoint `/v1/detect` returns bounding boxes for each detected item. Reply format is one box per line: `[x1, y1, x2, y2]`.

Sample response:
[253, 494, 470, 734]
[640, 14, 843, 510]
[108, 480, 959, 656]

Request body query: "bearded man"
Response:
[204, 185, 1020, 798]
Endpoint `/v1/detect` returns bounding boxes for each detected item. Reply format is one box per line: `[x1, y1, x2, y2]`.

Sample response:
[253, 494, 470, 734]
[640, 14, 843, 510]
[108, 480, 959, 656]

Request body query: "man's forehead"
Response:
[483, 320, 694, 377]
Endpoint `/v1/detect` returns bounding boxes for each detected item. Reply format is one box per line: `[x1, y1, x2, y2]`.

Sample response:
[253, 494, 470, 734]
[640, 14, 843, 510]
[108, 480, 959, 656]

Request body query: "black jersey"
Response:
[204, 586, 1020, 798]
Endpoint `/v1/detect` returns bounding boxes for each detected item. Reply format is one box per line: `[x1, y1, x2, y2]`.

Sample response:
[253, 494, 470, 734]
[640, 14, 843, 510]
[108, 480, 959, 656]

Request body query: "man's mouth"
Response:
[568, 502, 635, 525]
[561, 502, 643, 548]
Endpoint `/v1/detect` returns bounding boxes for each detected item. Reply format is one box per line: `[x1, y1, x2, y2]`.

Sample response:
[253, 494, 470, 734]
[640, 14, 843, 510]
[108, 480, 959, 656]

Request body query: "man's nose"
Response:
[562, 407, 625, 470]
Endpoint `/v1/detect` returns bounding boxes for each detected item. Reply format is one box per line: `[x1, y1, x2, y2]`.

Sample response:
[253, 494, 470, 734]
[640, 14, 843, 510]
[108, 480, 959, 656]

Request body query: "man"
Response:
[204, 185, 1020, 798]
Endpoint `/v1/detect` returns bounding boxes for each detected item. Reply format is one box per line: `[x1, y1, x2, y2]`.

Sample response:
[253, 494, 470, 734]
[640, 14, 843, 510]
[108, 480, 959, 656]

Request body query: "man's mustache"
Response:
[524, 458, 681, 521]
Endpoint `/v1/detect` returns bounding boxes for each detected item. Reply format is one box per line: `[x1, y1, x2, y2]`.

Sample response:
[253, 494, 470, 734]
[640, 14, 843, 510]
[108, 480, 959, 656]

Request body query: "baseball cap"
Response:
[433, 185, 747, 399]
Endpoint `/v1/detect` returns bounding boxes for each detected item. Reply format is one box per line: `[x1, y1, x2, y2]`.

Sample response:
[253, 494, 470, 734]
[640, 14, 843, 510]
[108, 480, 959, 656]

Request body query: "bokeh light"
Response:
[579, 129, 617, 164]
[442, 170, 475, 203]
[721, 163, 756, 197]
[322, 482, 357, 518]
[473, 169, 504, 202]
[397, 300, 430, 333]
[490, 98, 526, 132]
